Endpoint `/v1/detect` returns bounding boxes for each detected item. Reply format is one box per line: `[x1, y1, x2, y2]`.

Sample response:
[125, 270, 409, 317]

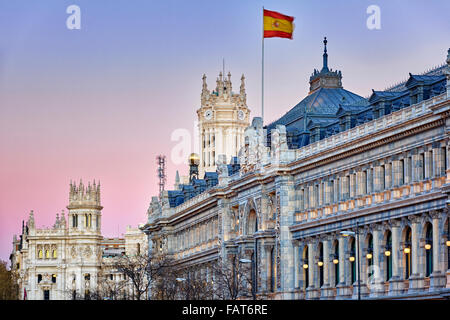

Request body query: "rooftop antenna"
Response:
[156, 155, 167, 197]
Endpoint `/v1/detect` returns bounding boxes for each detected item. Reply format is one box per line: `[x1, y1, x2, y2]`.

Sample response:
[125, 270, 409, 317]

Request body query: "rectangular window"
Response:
[43, 290, 50, 300]
[400, 159, 404, 185]
[362, 171, 367, 195]
[421, 153, 425, 180]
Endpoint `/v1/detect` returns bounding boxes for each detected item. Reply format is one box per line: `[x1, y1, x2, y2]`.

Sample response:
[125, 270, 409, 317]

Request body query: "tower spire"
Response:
[322, 36, 329, 72]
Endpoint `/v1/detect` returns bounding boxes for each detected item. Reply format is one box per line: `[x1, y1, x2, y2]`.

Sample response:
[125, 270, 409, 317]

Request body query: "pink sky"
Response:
[1, 0, 449, 263]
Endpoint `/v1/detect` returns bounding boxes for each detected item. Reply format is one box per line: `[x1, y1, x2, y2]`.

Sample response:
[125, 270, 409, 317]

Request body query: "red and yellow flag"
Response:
[263, 9, 295, 39]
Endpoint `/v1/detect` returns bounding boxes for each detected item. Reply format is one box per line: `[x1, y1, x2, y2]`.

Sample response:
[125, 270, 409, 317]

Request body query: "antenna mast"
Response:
[156, 155, 167, 196]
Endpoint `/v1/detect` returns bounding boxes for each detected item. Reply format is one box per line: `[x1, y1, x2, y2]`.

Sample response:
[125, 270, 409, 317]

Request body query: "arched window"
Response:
[52, 249, 57, 259]
[303, 246, 309, 289]
[38, 250, 43, 259]
[385, 231, 392, 281]
[318, 243, 324, 287]
[349, 237, 356, 284]
[52, 274, 56, 283]
[246, 209, 257, 235]
[404, 227, 412, 279]
[366, 234, 374, 279]
[45, 250, 50, 259]
[333, 241, 339, 286]
[424, 223, 433, 277]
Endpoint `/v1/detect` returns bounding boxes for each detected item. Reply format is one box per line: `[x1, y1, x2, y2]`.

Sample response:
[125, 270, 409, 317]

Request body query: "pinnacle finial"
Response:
[321, 36, 329, 72]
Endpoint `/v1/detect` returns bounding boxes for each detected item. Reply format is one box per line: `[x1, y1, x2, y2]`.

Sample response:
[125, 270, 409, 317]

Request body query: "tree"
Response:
[0, 260, 19, 300]
[211, 252, 252, 300]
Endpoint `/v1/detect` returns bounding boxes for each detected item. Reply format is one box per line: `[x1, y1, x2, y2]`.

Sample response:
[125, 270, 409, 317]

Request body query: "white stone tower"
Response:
[66, 180, 103, 298]
[68, 180, 103, 236]
[197, 71, 250, 176]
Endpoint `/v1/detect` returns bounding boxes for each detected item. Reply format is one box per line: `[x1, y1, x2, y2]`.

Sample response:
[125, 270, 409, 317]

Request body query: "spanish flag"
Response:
[263, 9, 295, 39]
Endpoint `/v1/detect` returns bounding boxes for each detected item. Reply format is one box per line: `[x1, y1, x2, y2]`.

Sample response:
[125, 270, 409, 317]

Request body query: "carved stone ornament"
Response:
[70, 246, 77, 259]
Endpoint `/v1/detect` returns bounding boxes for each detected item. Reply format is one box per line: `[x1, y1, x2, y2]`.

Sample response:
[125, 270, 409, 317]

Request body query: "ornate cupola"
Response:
[309, 37, 343, 94]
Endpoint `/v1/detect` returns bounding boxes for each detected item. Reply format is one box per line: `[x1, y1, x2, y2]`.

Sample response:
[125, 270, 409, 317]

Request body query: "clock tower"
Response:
[197, 71, 250, 176]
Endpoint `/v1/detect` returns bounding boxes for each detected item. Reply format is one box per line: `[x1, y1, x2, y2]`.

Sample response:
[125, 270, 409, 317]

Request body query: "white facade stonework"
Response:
[142, 49, 450, 300]
[10, 181, 148, 300]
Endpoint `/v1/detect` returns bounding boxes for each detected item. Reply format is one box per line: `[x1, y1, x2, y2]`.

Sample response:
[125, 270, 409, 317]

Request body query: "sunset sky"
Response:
[0, 0, 449, 263]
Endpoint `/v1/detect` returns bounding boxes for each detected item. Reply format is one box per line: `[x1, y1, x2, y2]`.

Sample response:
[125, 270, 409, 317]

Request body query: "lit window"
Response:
[38, 250, 43, 259]
[52, 250, 57, 259]
[45, 250, 50, 259]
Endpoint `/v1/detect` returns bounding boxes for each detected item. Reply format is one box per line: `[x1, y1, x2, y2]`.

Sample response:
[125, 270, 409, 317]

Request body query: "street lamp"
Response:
[176, 276, 190, 300]
[340, 220, 361, 301]
[239, 258, 256, 300]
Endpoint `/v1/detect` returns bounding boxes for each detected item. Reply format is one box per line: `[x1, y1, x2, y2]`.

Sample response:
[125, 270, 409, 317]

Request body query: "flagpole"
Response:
[262, 6, 265, 123]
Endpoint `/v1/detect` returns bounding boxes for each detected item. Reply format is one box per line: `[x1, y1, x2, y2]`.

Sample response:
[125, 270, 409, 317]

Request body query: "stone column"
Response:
[370, 225, 385, 297]
[257, 239, 268, 294]
[336, 235, 351, 299]
[306, 241, 319, 299]
[430, 211, 446, 290]
[276, 175, 297, 299]
[321, 237, 333, 299]
[357, 229, 369, 297]
[293, 241, 300, 291]
[408, 215, 424, 293]
[388, 220, 403, 295]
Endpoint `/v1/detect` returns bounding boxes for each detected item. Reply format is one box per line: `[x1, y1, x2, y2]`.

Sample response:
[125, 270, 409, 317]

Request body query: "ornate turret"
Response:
[68, 179, 101, 208]
[309, 37, 343, 94]
[67, 179, 102, 236]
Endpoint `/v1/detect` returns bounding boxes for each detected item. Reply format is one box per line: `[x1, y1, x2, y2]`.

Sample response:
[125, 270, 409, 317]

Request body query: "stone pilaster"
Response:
[370, 225, 385, 297]
[408, 215, 425, 293]
[430, 211, 446, 290]
[275, 175, 297, 299]
[336, 235, 351, 299]
[388, 220, 403, 295]
[320, 237, 334, 299]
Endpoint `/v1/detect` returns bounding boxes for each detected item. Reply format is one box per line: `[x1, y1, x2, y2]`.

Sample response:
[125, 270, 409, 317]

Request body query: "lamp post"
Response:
[239, 258, 256, 300]
[340, 220, 361, 300]
[176, 273, 190, 300]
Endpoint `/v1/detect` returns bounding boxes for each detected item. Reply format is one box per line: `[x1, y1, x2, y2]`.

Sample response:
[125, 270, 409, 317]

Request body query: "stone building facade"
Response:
[142, 43, 450, 299]
[10, 180, 148, 300]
